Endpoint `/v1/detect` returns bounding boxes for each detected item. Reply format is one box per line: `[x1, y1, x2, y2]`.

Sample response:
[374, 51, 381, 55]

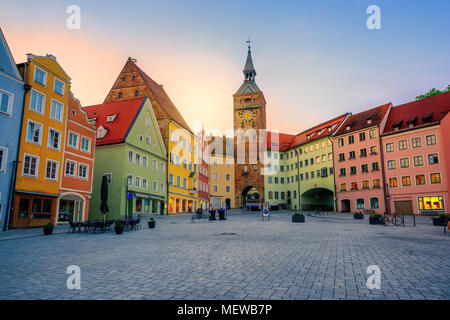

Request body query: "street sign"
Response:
[263, 209, 269, 216]
[263, 202, 269, 210]
[127, 192, 134, 200]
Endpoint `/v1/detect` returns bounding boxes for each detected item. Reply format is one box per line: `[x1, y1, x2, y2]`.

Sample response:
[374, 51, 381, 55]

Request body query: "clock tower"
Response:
[233, 42, 267, 208]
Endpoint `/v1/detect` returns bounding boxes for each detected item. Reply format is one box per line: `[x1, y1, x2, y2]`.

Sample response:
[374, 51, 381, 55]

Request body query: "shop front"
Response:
[58, 193, 87, 223]
[11, 191, 58, 228]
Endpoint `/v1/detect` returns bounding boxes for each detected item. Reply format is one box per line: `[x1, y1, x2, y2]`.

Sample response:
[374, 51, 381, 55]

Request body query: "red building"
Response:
[333, 103, 392, 214]
[58, 92, 96, 223]
[197, 131, 209, 210]
[381, 92, 450, 214]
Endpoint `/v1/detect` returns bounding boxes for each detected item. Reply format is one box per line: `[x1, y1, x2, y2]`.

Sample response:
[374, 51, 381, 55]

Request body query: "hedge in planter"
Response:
[43, 223, 54, 235]
[148, 218, 156, 229]
[369, 213, 384, 225]
[292, 213, 305, 223]
[354, 212, 364, 220]
[432, 214, 449, 226]
[114, 221, 125, 234]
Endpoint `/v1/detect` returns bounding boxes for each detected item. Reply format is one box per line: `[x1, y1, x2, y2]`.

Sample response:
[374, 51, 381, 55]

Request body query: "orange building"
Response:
[57, 92, 96, 223]
[11, 54, 70, 228]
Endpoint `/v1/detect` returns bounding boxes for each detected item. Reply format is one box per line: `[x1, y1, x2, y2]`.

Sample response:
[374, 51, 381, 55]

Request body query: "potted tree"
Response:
[369, 213, 384, 225]
[432, 214, 449, 226]
[148, 217, 156, 229]
[114, 221, 125, 234]
[43, 222, 54, 235]
[354, 212, 364, 220]
[292, 212, 305, 223]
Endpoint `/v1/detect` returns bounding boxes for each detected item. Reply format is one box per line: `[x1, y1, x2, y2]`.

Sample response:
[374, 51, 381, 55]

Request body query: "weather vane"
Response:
[246, 37, 252, 49]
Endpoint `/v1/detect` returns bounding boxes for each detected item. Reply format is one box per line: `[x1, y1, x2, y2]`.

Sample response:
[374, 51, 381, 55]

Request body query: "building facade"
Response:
[0, 28, 25, 231]
[58, 92, 96, 223]
[197, 132, 209, 210]
[333, 103, 392, 214]
[167, 121, 199, 214]
[234, 44, 266, 208]
[85, 97, 167, 220]
[104, 57, 197, 215]
[264, 115, 348, 211]
[11, 54, 70, 228]
[382, 92, 450, 215]
[209, 153, 235, 209]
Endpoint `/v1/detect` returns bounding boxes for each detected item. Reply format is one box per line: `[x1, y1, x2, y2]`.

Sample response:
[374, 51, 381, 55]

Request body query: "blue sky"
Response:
[1, 0, 449, 134]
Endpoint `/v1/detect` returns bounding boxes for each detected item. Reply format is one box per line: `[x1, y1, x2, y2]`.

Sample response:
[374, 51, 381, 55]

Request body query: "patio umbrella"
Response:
[100, 175, 109, 223]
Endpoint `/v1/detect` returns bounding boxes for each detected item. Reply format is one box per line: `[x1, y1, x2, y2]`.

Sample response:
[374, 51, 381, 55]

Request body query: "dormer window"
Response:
[422, 112, 433, 123]
[118, 92, 123, 99]
[366, 119, 372, 124]
[346, 126, 351, 131]
[97, 125, 108, 140]
[106, 114, 118, 123]
[392, 120, 403, 131]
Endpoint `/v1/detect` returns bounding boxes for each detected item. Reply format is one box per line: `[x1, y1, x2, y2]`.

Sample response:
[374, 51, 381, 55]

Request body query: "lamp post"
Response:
[295, 149, 301, 213]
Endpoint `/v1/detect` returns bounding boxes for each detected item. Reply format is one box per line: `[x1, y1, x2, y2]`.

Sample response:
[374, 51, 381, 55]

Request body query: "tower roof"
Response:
[236, 41, 260, 94]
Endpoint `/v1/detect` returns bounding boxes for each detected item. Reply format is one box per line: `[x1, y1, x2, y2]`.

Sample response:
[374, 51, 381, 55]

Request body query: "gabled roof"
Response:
[383, 92, 450, 134]
[83, 97, 146, 146]
[126, 58, 192, 133]
[0, 28, 22, 80]
[334, 103, 391, 136]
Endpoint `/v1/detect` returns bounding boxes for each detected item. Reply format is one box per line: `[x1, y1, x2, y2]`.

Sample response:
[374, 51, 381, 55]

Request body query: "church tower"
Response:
[233, 41, 267, 208]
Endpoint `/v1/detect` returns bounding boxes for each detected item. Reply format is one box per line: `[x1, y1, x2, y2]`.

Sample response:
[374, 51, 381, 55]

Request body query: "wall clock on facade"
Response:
[239, 110, 256, 123]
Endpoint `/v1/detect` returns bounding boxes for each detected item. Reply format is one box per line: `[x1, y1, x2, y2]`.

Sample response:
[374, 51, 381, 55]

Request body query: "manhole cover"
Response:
[211, 232, 236, 236]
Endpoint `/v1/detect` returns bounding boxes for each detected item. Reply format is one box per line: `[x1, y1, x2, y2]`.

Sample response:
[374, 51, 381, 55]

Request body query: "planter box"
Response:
[292, 215, 305, 223]
[209, 210, 216, 220]
[148, 221, 156, 229]
[369, 217, 384, 225]
[114, 226, 124, 234]
[43, 227, 53, 235]
[218, 210, 226, 220]
[432, 218, 447, 226]
[354, 214, 364, 220]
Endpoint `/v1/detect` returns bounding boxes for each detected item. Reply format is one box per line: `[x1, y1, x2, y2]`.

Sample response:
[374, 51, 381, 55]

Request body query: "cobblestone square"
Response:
[0, 211, 449, 300]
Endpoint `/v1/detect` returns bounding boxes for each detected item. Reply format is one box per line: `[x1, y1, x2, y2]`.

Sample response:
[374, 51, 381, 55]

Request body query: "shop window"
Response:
[418, 196, 444, 211]
[19, 198, 30, 219]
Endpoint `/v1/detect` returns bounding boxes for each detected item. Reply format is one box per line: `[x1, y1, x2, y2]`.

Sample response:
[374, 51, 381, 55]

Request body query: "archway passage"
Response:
[242, 186, 260, 210]
[341, 199, 351, 212]
[58, 193, 85, 222]
[301, 188, 334, 211]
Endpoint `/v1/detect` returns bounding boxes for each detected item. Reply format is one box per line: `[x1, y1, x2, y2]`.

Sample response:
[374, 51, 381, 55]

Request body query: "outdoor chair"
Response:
[68, 221, 77, 233]
[82, 221, 93, 233]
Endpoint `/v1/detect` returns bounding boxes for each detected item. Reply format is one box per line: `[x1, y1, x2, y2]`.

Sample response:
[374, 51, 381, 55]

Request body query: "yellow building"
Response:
[12, 54, 70, 228]
[167, 121, 199, 214]
[209, 153, 235, 209]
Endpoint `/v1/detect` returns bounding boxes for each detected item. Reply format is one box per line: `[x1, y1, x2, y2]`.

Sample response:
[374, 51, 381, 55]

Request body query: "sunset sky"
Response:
[1, 0, 449, 135]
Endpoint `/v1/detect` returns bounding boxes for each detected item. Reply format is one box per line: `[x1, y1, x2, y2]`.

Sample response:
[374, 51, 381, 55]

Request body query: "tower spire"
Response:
[243, 38, 256, 81]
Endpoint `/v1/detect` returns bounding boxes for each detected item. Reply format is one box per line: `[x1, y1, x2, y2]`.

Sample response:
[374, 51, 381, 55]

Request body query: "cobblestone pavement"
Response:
[0, 211, 449, 300]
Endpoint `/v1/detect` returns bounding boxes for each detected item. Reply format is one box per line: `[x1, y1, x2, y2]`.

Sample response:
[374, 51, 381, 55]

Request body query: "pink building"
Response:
[333, 103, 392, 214]
[382, 92, 450, 215]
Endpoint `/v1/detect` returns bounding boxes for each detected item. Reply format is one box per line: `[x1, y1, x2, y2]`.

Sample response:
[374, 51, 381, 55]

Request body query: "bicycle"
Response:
[381, 213, 404, 226]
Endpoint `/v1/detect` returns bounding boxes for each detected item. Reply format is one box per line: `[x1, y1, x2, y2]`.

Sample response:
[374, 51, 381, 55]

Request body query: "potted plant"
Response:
[354, 212, 364, 220]
[148, 217, 156, 229]
[292, 212, 305, 223]
[43, 222, 54, 235]
[432, 214, 449, 226]
[209, 209, 216, 220]
[218, 209, 226, 220]
[114, 221, 125, 234]
[369, 213, 384, 225]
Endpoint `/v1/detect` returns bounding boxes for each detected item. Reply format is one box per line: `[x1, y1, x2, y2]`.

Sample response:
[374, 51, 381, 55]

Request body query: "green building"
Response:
[264, 114, 349, 211]
[85, 97, 167, 220]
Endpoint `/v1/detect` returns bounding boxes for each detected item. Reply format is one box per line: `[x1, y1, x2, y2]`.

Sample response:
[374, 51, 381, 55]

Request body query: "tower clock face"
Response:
[239, 110, 256, 123]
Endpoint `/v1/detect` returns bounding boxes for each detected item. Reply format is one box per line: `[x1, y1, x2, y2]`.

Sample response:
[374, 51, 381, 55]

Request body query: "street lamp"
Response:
[295, 149, 301, 213]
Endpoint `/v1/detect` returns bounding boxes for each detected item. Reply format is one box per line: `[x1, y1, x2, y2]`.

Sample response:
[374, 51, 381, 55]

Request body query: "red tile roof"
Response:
[383, 92, 450, 134]
[289, 114, 349, 148]
[131, 59, 193, 133]
[334, 103, 391, 136]
[266, 114, 348, 151]
[83, 97, 145, 146]
[266, 132, 295, 151]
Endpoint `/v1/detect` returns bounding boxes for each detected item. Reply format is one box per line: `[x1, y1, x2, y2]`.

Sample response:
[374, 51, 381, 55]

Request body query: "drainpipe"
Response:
[5, 73, 30, 231]
[295, 147, 301, 212]
[330, 137, 338, 212]
[378, 127, 389, 215]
